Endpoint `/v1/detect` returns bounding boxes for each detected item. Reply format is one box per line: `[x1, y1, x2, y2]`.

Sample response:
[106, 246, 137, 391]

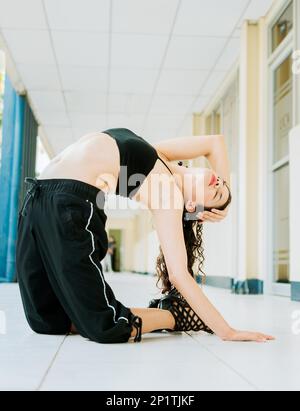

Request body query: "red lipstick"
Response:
[209, 173, 217, 186]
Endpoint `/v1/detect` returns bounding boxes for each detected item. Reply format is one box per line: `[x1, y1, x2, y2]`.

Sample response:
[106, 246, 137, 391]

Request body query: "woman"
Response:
[103, 236, 116, 273]
[16, 128, 274, 344]
[108, 236, 117, 271]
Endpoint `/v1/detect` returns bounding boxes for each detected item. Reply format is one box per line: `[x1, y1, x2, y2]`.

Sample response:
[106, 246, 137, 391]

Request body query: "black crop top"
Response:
[101, 128, 173, 199]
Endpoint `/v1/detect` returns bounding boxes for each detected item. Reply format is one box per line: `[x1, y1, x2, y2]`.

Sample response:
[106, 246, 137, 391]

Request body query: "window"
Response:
[204, 110, 222, 168]
[205, 114, 213, 134]
[205, 111, 221, 135]
[271, 2, 293, 52]
[273, 54, 293, 162]
[273, 165, 290, 283]
[272, 53, 293, 285]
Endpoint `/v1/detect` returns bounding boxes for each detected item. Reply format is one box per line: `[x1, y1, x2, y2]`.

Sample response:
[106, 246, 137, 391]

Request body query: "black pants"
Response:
[16, 178, 142, 344]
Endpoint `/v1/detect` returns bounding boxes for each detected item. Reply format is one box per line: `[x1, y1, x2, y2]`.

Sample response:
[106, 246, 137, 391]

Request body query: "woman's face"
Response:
[184, 167, 230, 213]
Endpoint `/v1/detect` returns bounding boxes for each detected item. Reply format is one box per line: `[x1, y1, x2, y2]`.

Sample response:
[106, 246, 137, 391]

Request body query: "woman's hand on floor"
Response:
[222, 329, 275, 343]
[197, 207, 229, 223]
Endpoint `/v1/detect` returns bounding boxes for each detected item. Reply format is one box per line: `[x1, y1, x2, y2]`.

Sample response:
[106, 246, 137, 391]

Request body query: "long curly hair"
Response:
[155, 181, 232, 294]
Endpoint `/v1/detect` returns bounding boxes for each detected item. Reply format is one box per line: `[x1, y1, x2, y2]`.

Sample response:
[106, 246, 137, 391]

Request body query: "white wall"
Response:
[289, 125, 300, 283]
[146, 229, 160, 274]
[296, 0, 300, 125]
[203, 199, 235, 279]
[107, 207, 159, 274]
[106, 216, 135, 272]
[132, 210, 158, 273]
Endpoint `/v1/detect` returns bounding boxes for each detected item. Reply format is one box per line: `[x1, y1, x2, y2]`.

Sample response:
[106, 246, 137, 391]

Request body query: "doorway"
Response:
[108, 229, 123, 272]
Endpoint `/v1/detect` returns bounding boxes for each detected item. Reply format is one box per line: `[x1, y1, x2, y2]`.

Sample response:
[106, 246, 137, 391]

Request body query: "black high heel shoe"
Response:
[148, 298, 161, 309]
[148, 288, 214, 334]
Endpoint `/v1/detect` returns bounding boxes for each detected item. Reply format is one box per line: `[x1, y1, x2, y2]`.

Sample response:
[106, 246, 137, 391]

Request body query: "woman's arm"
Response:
[153, 134, 221, 161]
[151, 201, 275, 342]
[154, 134, 230, 185]
[205, 135, 230, 186]
[152, 205, 232, 339]
[151, 186, 232, 338]
[171, 272, 274, 342]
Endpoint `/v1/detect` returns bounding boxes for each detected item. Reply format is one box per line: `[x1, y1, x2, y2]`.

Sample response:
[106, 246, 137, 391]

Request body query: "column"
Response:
[237, 21, 263, 293]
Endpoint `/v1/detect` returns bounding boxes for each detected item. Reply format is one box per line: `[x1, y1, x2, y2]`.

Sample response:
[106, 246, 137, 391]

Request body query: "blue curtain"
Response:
[0, 76, 25, 282]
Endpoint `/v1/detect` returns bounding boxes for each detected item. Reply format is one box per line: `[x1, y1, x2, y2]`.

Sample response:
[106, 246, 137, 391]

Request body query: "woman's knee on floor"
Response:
[80, 322, 133, 344]
[27, 316, 71, 336]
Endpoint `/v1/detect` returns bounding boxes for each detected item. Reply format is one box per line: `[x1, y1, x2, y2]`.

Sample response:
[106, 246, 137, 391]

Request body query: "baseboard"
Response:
[291, 282, 300, 302]
[132, 271, 153, 276]
[131, 272, 264, 295]
[232, 279, 264, 295]
[198, 275, 233, 290]
[197, 276, 264, 295]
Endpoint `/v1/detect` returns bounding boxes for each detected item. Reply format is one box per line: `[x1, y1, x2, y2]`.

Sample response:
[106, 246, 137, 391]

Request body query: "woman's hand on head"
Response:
[197, 206, 229, 223]
[222, 329, 275, 343]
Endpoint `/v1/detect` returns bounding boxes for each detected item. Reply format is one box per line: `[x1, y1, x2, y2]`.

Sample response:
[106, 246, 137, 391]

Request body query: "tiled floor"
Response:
[0, 273, 299, 391]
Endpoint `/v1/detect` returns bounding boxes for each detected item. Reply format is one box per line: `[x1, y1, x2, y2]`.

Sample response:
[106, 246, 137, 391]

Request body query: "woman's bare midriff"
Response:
[39, 131, 179, 208]
[39, 132, 120, 193]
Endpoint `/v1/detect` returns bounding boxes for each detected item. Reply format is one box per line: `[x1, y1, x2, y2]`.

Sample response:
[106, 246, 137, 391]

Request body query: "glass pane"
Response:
[273, 165, 290, 283]
[273, 54, 293, 163]
[272, 2, 293, 53]
[214, 112, 221, 134]
[205, 112, 221, 135]
[205, 114, 212, 134]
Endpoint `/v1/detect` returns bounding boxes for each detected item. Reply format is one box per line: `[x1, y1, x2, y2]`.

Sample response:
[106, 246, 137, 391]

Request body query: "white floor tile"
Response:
[40, 333, 254, 391]
[1, 274, 299, 391]
[0, 284, 65, 390]
[191, 287, 300, 391]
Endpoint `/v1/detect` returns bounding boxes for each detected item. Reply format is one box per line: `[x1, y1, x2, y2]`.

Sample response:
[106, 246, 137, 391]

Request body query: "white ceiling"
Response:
[0, 0, 274, 155]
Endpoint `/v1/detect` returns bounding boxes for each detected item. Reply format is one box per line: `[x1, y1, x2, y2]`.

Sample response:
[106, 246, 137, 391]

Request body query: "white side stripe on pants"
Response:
[85, 201, 129, 324]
